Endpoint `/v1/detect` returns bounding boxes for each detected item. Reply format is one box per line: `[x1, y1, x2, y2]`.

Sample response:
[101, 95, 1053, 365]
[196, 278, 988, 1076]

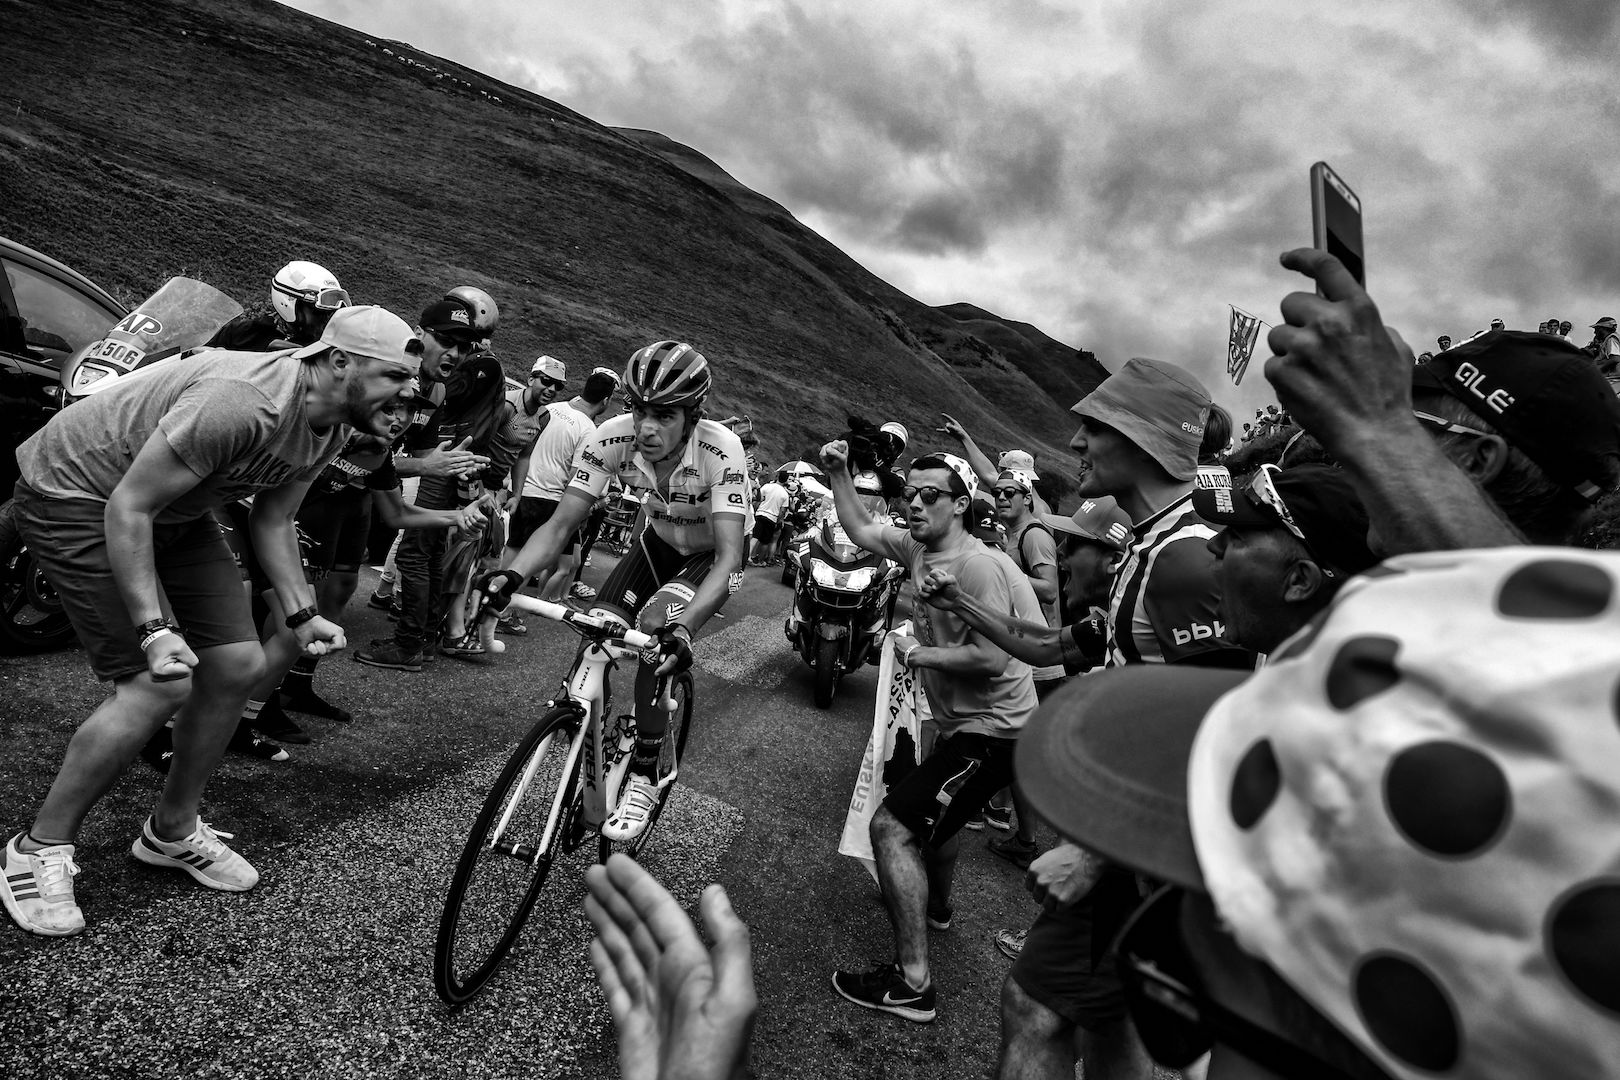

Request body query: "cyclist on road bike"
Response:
[480, 340, 750, 842]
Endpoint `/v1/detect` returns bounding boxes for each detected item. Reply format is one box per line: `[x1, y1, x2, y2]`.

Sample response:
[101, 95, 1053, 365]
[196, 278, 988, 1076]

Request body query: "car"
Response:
[1, 236, 126, 652]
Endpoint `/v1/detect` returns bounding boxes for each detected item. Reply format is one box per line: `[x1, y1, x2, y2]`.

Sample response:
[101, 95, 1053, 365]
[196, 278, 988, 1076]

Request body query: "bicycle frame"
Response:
[482, 594, 673, 853]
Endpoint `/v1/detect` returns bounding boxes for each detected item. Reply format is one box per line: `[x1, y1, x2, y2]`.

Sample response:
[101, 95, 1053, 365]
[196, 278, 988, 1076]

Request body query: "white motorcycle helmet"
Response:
[271, 261, 349, 344]
[445, 285, 499, 342]
[878, 421, 909, 466]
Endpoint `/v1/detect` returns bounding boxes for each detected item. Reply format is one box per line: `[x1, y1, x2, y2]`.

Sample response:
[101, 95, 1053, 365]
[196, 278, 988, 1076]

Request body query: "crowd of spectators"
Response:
[5, 241, 1620, 1080]
[586, 249, 1620, 1080]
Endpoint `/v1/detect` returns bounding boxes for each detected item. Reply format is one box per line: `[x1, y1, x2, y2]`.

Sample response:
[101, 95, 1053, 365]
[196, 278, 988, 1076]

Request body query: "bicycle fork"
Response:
[487, 706, 587, 865]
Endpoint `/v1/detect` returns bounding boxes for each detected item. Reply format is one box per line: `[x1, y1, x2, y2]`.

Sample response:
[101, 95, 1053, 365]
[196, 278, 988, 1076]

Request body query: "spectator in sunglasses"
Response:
[972, 358, 1255, 1080]
[819, 442, 1039, 1025]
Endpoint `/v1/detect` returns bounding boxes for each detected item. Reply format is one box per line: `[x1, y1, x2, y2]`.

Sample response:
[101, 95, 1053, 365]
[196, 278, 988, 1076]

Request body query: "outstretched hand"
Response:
[936, 413, 968, 443]
[1263, 248, 1419, 456]
[585, 854, 757, 1080]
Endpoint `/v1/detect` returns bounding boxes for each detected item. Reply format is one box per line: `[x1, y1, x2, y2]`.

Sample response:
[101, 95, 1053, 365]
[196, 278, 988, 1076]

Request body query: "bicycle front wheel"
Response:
[601, 670, 695, 862]
[435, 706, 582, 1006]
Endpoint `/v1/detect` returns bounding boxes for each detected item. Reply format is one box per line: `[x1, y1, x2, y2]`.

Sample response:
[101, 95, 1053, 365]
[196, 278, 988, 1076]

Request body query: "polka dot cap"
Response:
[1187, 548, 1620, 1080]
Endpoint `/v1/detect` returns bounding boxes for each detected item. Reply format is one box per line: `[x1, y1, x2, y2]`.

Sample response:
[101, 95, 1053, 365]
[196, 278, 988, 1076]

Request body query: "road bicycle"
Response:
[433, 593, 693, 1006]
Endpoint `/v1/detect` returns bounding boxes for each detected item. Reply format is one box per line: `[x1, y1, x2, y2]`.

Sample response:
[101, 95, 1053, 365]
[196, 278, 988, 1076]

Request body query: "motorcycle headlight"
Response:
[843, 567, 876, 591]
[68, 362, 118, 396]
[810, 561, 876, 591]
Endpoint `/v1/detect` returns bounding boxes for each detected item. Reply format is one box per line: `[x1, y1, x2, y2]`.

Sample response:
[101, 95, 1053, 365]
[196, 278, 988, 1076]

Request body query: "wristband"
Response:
[284, 605, 320, 629]
[140, 627, 179, 651]
[902, 643, 920, 669]
[136, 617, 179, 649]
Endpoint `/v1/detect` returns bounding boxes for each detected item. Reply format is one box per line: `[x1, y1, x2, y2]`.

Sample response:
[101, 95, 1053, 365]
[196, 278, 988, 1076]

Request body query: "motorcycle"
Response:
[0, 278, 242, 652]
[783, 514, 904, 708]
[775, 482, 828, 586]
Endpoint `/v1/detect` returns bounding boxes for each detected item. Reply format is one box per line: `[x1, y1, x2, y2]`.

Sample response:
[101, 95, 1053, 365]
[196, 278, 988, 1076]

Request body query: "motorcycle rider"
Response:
[208, 261, 350, 352]
[481, 340, 750, 843]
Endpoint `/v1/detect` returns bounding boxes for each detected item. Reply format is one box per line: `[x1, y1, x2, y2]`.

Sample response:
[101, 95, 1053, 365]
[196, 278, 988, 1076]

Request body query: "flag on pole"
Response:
[1227, 306, 1262, 385]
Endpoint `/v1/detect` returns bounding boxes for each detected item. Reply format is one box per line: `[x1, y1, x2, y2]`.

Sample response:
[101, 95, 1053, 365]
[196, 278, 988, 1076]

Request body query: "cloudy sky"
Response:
[287, 0, 1618, 420]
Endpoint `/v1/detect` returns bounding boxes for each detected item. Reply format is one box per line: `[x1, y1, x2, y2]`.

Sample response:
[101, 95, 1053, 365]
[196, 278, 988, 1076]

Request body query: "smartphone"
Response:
[1310, 162, 1364, 289]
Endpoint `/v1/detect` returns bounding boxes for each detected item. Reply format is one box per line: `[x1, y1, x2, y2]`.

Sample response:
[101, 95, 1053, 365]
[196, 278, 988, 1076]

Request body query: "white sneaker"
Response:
[131, 817, 260, 892]
[601, 776, 659, 842]
[570, 581, 597, 601]
[0, 833, 83, 936]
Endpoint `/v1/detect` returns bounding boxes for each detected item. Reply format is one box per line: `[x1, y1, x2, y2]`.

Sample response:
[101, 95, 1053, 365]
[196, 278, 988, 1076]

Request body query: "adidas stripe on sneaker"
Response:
[0, 833, 84, 936]
[131, 817, 259, 892]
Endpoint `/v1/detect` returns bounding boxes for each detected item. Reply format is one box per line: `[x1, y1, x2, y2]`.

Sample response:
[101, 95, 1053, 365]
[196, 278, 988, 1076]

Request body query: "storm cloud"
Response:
[289, 0, 1620, 416]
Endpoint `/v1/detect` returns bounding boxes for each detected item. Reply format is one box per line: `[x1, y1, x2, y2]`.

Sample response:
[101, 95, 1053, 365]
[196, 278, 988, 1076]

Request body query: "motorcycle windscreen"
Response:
[66, 277, 243, 396]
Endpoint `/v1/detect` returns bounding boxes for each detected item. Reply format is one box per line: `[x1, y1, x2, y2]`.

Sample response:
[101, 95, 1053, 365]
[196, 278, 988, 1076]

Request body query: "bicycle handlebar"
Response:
[473, 590, 657, 655]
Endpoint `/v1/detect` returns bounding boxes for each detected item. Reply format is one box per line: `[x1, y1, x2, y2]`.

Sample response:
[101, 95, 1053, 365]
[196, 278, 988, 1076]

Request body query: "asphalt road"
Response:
[0, 551, 1044, 1079]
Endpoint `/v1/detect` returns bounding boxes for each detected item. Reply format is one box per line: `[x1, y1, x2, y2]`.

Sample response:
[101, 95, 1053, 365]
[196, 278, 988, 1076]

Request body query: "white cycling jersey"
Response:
[569, 414, 752, 555]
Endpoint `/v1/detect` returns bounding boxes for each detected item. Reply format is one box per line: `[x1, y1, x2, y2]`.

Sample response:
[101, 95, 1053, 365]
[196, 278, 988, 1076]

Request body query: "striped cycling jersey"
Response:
[1104, 492, 1238, 667]
[568, 414, 752, 555]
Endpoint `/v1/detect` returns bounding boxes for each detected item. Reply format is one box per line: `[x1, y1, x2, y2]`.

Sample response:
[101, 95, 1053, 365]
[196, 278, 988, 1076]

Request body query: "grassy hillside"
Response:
[1, 0, 1104, 497]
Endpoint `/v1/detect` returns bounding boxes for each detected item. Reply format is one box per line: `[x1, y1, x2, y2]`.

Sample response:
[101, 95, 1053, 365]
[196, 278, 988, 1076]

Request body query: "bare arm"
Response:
[916, 568, 1067, 667]
[1265, 248, 1521, 553]
[1028, 562, 1058, 607]
[505, 487, 597, 582]
[393, 436, 488, 479]
[506, 452, 531, 510]
[372, 487, 479, 531]
[671, 514, 746, 635]
[938, 413, 998, 488]
[818, 440, 890, 553]
[104, 434, 208, 630]
[902, 629, 1010, 679]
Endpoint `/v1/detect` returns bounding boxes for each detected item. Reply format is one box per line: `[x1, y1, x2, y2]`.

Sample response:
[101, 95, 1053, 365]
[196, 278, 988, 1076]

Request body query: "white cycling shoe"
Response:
[602, 775, 660, 843]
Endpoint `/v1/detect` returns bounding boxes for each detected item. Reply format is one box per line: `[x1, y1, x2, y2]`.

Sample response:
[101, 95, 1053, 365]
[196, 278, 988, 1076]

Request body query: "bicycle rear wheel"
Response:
[435, 706, 582, 1005]
[601, 670, 695, 862]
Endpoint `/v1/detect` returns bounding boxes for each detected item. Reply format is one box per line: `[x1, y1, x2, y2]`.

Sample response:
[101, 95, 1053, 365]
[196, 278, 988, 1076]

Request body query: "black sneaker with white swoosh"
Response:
[831, 963, 936, 1022]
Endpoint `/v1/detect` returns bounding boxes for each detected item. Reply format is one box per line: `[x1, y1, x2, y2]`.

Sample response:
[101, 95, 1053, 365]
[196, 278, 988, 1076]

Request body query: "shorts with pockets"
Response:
[1009, 867, 1141, 1031]
[880, 730, 1017, 849]
[11, 481, 257, 681]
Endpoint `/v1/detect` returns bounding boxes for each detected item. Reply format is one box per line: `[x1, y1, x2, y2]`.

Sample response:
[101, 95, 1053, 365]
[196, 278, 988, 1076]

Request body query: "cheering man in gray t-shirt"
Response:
[820, 440, 1037, 1024]
[0, 306, 421, 939]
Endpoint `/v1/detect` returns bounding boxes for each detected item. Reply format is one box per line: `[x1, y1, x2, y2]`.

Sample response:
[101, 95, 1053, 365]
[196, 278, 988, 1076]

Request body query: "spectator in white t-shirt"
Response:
[748, 472, 791, 565]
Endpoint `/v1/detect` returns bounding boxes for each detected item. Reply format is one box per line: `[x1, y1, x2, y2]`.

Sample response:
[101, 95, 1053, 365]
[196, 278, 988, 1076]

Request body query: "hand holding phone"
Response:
[1310, 162, 1364, 291]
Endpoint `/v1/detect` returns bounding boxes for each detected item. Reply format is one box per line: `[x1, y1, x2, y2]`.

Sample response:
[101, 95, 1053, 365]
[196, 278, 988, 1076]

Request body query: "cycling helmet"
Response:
[271, 261, 349, 343]
[624, 340, 711, 408]
[445, 285, 499, 340]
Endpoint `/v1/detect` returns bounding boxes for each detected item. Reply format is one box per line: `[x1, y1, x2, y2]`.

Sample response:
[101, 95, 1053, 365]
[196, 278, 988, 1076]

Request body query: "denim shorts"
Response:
[11, 482, 256, 681]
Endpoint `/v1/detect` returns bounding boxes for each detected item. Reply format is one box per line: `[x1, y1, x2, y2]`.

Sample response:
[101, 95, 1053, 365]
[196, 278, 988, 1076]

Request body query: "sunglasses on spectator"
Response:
[902, 485, 959, 505]
[1412, 410, 1492, 439]
[1116, 888, 1372, 1080]
[993, 486, 1027, 499]
[531, 375, 566, 389]
[1245, 464, 1336, 579]
[430, 331, 475, 355]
